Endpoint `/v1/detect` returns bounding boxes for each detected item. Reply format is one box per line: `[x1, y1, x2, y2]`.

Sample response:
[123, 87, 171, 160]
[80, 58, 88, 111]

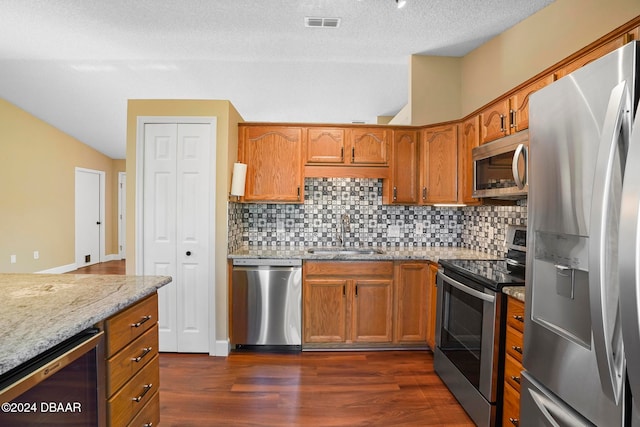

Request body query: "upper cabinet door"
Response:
[240, 125, 304, 203]
[480, 99, 510, 144]
[348, 128, 389, 165]
[306, 127, 346, 164]
[458, 116, 481, 205]
[422, 124, 458, 204]
[510, 74, 556, 133]
[389, 130, 419, 204]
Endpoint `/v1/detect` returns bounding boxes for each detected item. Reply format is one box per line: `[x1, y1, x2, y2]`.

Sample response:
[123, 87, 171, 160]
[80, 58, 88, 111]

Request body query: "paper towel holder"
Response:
[230, 162, 247, 201]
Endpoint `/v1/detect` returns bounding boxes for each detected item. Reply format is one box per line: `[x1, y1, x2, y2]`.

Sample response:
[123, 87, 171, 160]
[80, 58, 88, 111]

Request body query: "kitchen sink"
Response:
[306, 247, 385, 255]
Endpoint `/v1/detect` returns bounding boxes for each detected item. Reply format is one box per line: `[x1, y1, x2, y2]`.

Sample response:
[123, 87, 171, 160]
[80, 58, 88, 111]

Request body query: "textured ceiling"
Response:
[0, 0, 555, 158]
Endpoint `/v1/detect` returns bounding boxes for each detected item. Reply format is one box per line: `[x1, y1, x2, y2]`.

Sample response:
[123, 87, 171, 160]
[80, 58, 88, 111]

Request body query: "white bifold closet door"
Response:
[143, 123, 211, 353]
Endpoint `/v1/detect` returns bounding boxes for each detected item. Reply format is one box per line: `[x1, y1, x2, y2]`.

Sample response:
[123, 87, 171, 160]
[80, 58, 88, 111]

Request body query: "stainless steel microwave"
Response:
[472, 130, 528, 199]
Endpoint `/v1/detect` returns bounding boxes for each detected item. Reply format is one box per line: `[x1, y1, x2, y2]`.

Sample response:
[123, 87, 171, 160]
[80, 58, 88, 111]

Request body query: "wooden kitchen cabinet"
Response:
[303, 261, 394, 347]
[457, 116, 481, 205]
[104, 293, 160, 427]
[394, 261, 428, 343]
[306, 127, 346, 164]
[425, 262, 439, 350]
[502, 295, 525, 427]
[480, 74, 555, 144]
[385, 129, 420, 204]
[239, 124, 304, 202]
[422, 124, 458, 204]
[348, 127, 389, 165]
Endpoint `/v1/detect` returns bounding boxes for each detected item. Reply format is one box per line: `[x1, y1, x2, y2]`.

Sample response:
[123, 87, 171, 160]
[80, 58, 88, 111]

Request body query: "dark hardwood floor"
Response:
[71, 261, 474, 426]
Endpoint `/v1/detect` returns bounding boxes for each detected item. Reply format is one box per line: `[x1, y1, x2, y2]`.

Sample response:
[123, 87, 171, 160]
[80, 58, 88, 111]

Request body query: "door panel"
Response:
[143, 122, 211, 353]
[75, 169, 102, 267]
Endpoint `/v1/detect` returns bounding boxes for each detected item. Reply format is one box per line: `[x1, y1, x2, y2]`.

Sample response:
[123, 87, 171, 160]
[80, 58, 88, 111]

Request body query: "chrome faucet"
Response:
[338, 214, 351, 247]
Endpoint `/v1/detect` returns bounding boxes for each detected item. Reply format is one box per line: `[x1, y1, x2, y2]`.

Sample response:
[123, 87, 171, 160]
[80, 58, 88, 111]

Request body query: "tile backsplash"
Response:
[228, 178, 527, 257]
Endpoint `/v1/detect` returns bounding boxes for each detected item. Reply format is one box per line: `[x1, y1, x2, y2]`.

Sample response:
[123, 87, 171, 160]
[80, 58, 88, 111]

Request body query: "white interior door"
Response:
[75, 168, 104, 267]
[142, 122, 211, 353]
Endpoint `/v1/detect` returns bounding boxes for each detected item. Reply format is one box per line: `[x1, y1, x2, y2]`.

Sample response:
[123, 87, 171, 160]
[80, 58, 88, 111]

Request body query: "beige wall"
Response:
[408, 0, 640, 125]
[125, 99, 243, 346]
[410, 55, 462, 125]
[0, 99, 122, 273]
[461, 0, 640, 116]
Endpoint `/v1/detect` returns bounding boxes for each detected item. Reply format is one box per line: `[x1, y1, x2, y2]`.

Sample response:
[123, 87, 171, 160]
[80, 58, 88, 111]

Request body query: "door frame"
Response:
[135, 116, 218, 356]
[118, 171, 126, 260]
[75, 167, 106, 267]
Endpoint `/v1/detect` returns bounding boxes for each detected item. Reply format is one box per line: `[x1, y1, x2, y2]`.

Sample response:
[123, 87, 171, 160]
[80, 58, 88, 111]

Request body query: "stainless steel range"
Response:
[435, 226, 526, 427]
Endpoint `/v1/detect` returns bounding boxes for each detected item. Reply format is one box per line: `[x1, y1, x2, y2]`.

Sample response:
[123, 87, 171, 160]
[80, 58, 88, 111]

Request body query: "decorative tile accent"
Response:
[227, 178, 528, 257]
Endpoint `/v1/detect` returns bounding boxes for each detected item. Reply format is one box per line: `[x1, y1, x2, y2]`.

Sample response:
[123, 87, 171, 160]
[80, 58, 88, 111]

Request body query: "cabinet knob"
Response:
[510, 375, 521, 384]
[186, 251, 192, 256]
[511, 345, 523, 354]
[512, 314, 524, 322]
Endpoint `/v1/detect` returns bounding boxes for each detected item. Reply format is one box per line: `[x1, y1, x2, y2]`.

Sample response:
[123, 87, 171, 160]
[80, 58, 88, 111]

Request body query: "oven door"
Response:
[434, 270, 502, 426]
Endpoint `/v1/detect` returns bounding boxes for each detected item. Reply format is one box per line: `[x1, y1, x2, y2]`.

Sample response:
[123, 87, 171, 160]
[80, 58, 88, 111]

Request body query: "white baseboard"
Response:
[214, 339, 230, 357]
[36, 255, 122, 274]
[36, 263, 77, 274]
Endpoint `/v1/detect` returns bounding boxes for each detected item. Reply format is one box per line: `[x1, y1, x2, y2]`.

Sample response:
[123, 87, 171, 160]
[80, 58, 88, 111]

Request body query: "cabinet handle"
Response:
[500, 114, 506, 133]
[297, 187, 301, 200]
[510, 375, 521, 384]
[132, 383, 153, 402]
[422, 187, 427, 201]
[132, 347, 153, 363]
[131, 315, 152, 328]
[511, 345, 523, 354]
[143, 423, 154, 427]
[343, 285, 346, 296]
[393, 186, 397, 201]
[510, 109, 517, 130]
[340, 147, 344, 160]
[351, 147, 355, 163]
[513, 314, 524, 322]
[509, 417, 519, 426]
[355, 285, 358, 296]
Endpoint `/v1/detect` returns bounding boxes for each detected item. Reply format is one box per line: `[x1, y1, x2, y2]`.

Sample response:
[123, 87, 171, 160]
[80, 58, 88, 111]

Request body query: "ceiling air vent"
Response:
[305, 17, 341, 28]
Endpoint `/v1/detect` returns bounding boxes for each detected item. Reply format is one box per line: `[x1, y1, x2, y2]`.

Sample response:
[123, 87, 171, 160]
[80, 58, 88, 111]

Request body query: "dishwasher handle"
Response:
[232, 265, 301, 272]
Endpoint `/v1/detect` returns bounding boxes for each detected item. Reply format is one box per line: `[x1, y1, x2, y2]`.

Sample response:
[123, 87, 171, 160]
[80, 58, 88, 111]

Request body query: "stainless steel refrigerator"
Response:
[523, 41, 640, 426]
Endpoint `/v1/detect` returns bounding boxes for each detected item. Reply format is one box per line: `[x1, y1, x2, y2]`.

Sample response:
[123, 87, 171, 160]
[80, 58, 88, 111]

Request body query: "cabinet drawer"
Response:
[504, 352, 523, 392]
[507, 297, 525, 333]
[304, 261, 393, 278]
[108, 354, 159, 427]
[502, 382, 521, 427]
[126, 390, 160, 427]
[105, 293, 158, 357]
[506, 325, 524, 363]
[107, 324, 159, 396]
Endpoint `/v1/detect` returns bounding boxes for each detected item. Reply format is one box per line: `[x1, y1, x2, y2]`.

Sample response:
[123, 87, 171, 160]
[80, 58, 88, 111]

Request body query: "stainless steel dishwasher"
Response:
[231, 258, 302, 348]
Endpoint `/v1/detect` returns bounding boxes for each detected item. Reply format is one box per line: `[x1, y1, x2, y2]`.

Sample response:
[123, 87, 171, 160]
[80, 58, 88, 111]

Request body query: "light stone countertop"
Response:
[503, 286, 525, 302]
[0, 273, 172, 376]
[228, 246, 498, 262]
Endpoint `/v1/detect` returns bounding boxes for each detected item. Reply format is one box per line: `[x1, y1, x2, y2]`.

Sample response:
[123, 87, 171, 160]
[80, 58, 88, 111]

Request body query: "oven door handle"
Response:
[437, 271, 495, 303]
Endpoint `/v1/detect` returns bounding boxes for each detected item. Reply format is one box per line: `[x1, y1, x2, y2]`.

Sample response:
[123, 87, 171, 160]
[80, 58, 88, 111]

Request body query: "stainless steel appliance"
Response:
[231, 258, 302, 348]
[0, 328, 105, 426]
[522, 41, 640, 425]
[472, 131, 528, 199]
[435, 226, 526, 426]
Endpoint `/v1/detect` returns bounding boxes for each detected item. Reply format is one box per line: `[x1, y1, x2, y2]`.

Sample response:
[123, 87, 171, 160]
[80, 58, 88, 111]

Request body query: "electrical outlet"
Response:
[388, 224, 400, 238]
[10, 255, 16, 264]
[34, 251, 39, 260]
[415, 223, 424, 234]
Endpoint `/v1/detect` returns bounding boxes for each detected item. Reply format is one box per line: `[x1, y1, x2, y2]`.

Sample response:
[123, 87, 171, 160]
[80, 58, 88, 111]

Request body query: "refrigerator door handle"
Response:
[589, 80, 628, 405]
[512, 143, 527, 190]
[620, 108, 640, 413]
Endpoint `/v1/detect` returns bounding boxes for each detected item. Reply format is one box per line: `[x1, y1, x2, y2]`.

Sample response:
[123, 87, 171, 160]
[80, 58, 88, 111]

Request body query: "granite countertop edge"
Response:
[0, 274, 172, 376]
[228, 246, 498, 262]
[502, 286, 525, 302]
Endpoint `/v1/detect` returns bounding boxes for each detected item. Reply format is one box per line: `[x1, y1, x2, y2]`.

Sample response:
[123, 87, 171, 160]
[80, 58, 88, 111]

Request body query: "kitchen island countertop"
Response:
[229, 246, 497, 262]
[503, 286, 525, 302]
[0, 273, 171, 376]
